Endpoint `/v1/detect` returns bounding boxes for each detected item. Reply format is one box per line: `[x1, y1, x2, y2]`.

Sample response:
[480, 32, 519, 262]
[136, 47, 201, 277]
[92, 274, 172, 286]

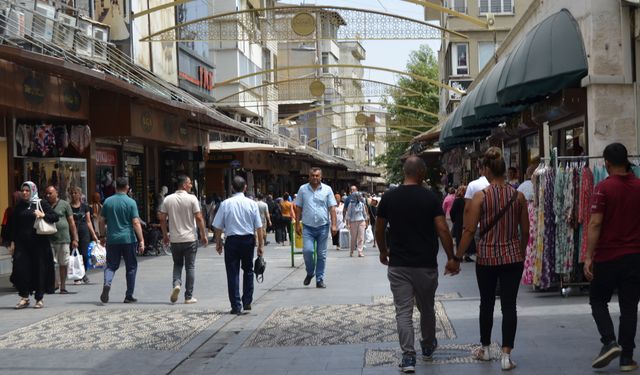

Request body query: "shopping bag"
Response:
[295, 222, 303, 249]
[67, 248, 85, 281]
[365, 225, 374, 243]
[339, 229, 350, 249]
[89, 242, 107, 268]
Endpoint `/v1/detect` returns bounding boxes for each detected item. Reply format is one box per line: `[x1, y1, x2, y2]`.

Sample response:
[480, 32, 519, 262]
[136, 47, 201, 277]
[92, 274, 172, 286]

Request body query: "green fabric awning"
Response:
[497, 9, 588, 106]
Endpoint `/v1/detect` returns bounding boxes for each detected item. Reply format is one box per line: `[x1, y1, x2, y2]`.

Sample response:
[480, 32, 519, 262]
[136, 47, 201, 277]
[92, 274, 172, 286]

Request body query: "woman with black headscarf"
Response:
[5, 181, 58, 309]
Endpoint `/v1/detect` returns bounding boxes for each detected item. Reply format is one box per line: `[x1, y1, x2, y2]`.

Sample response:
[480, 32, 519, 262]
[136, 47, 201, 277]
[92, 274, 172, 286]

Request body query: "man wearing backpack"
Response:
[345, 192, 369, 257]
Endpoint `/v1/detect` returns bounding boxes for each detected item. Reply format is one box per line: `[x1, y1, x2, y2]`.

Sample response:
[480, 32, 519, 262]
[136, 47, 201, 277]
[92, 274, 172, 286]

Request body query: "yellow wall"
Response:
[0, 138, 7, 220]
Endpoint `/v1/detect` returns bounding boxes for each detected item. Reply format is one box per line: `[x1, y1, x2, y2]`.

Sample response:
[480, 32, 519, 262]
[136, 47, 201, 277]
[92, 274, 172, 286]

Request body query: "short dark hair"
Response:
[177, 174, 190, 188]
[403, 156, 426, 178]
[603, 142, 631, 168]
[116, 177, 129, 190]
[310, 167, 322, 174]
[256, 193, 264, 200]
[232, 176, 246, 193]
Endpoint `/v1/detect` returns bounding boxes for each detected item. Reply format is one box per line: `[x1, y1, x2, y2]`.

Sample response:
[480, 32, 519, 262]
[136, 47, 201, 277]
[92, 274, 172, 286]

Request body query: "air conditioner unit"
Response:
[75, 18, 92, 57]
[53, 11, 76, 50]
[32, 1, 55, 42]
[92, 24, 109, 62]
[300, 134, 308, 145]
[4, 8, 27, 38]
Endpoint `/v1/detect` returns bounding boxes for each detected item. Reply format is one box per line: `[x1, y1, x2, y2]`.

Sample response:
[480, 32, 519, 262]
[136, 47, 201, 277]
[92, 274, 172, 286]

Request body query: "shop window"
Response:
[550, 124, 585, 157]
[479, 0, 513, 14]
[523, 133, 540, 168]
[321, 52, 329, 73]
[451, 43, 468, 76]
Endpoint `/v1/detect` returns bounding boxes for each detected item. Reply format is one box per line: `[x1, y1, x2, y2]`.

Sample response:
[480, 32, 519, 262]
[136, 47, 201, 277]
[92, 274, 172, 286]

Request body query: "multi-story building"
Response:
[426, 0, 533, 115]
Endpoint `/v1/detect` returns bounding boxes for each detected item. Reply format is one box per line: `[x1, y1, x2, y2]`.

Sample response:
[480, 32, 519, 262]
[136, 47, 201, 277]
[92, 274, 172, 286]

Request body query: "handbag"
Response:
[33, 199, 57, 235]
[89, 241, 107, 268]
[67, 247, 86, 281]
[254, 256, 266, 283]
[478, 189, 519, 238]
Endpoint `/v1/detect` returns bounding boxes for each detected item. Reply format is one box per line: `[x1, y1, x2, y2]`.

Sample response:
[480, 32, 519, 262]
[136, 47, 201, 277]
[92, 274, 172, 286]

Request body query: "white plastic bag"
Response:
[365, 225, 374, 243]
[67, 248, 85, 280]
[90, 242, 107, 268]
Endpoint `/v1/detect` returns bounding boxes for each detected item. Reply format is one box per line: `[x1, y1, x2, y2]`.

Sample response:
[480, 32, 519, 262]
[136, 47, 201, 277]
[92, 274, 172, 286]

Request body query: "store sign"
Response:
[208, 152, 234, 163]
[230, 159, 241, 169]
[23, 75, 45, 105]
[96, 149, 118, 166]
[178, 66, 213, 91]
[141, 111, 153, 133]
[62, 85, 81, 112]
[126, 155, 141, 166]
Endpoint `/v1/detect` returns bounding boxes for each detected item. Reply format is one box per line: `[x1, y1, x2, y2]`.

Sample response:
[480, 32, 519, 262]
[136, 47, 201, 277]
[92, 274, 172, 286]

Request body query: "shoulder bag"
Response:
[33, 199, 58, 235]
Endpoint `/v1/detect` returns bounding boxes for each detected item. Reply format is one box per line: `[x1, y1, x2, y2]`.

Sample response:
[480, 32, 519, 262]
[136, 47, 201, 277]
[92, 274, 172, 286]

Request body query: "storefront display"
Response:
[124, 151, 145, 219]
[96, 148, 118, 202]
[23, 157, 87, 201]
[14, 123, 91, 158]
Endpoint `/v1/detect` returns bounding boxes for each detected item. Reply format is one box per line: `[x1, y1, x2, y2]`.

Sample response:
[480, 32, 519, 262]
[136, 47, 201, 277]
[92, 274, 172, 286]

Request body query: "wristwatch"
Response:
[451, 255, 463, 262]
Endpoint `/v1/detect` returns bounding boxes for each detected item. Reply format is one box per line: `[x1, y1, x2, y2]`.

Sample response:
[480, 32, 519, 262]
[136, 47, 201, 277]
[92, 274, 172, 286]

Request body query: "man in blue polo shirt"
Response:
[295, 167, 337, 288]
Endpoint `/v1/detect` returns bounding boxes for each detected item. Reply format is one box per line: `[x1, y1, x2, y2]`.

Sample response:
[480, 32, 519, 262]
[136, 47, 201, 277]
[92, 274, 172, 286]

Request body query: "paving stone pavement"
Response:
[0, 233, 631, 374]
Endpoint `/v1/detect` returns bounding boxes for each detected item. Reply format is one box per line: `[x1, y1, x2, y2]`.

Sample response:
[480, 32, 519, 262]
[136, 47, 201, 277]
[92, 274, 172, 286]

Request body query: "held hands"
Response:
[445, 259, 461, 276]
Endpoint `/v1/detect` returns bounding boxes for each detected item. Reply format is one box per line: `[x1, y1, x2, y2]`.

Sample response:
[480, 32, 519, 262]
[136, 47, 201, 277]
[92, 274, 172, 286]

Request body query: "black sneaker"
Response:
[303, 274, 314, 286]
[399, 355, 416, 373]
[421, 337, 438, 361]
[123, 296, 138, 303]
[621, 357, 639, 372]
[100, 285, 110, 303]
[592, 341, 622, 368]
[316, 281, 326, 288]
[244, 304, 252, 311]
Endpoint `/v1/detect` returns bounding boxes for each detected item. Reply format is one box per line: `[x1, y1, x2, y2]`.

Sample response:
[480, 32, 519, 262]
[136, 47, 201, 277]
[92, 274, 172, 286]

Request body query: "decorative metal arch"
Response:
[278, 101, 438, 125]
[139, 5, 468, 43]
[282, 110, 434, 132]
[403, 0, 490, 28]
[214, 64, 463, 95]
[215, 77, 422, 105]
[311, 132, 416, 148]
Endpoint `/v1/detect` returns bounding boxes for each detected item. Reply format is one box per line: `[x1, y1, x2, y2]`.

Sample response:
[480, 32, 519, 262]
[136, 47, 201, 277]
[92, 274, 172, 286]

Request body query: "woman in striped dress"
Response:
[452, 147, 529, 371]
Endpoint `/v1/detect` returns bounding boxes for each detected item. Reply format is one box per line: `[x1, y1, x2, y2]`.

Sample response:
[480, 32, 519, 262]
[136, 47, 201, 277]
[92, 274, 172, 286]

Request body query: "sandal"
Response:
[34, 300, 44, 309]
[59, 289, 69, 294]
[473, 346, 491, 361]
[15, 298, 30, 309]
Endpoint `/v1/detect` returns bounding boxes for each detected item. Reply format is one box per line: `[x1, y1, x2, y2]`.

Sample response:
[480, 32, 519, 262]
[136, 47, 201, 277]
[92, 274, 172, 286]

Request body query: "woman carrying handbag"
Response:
[5, 181, 59, 309]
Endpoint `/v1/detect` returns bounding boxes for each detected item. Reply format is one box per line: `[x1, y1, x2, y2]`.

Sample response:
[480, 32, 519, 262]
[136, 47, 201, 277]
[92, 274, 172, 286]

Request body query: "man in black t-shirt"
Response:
[375, 156, 457, 373]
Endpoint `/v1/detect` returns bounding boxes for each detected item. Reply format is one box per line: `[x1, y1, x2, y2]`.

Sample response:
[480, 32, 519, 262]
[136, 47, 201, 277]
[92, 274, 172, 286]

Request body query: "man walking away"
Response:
[375, 156, 457, 373]
[585, 143, 640, 372]
[294, 167, 337, 288]
[100, 177, 144, 304]
[45, 186, 79, 294]
[256, 194, 271, 246]
[213, 176, 264, 315]
[159, 175, 208, 304]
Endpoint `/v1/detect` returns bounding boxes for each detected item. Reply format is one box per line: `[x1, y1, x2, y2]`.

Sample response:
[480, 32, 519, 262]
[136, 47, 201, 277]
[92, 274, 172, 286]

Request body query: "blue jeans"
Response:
[171, 241, 198, 299]
[224, 235, 255, 312]
[104, 243, 138, 298]
[302, 224, 329, 282]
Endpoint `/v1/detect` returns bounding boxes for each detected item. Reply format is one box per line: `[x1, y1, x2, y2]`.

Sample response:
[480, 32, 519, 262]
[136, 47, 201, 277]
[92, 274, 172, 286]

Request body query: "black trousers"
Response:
[476, 262, 524, 348]
[590, 253, 640, 358]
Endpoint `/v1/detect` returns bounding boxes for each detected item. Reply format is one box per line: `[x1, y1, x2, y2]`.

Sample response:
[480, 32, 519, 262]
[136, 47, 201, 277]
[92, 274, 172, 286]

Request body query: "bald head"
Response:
[232, 176, 247, 193]
[403, 156, 426, 180]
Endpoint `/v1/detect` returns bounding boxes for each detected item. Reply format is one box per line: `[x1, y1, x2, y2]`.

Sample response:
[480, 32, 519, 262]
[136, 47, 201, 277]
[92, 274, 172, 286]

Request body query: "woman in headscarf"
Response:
[5, 181, 58, 309]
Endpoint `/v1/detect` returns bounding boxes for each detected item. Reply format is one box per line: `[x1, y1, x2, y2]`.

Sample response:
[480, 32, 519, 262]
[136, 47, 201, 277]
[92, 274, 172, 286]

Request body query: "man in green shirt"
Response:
[100, 177, 144, 304]
[45, 186, 79, 294]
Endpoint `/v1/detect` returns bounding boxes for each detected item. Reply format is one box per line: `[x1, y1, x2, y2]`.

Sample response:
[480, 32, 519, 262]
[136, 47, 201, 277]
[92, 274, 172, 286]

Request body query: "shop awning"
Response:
[497, 9, 588, 106]
[209, 142, 287, 152]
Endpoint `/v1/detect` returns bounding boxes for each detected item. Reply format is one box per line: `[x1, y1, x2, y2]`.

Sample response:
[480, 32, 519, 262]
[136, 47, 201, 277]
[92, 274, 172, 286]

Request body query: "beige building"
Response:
[425, 0, 533, 115]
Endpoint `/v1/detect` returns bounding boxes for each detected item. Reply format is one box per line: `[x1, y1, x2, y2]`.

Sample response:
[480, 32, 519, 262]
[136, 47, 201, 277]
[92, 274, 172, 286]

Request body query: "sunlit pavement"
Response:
[0, 233, 622, 374]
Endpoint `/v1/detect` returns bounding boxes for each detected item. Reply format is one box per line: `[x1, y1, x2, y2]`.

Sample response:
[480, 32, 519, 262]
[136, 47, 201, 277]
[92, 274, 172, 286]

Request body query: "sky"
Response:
[279, 0, 441, 89]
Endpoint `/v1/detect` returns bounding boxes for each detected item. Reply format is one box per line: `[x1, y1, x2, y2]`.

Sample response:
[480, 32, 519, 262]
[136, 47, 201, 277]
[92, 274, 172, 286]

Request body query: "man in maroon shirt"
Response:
[585, 143, 640, 372]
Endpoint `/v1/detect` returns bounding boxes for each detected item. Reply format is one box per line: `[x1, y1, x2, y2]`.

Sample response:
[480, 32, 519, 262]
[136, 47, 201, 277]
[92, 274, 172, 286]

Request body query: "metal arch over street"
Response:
[139, 5, 468, 43]
[278, 101, 438, 125]
[215, 77, 423, 104]
[282, 110, 435, 130]
[403, 0, 490, 28]
[310, 132, 416, 148]
[214, 64, 464, 95]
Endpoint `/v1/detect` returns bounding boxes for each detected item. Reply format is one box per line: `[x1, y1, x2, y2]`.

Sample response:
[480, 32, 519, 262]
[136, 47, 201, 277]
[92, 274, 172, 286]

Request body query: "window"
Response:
[478, 41, 495, 72]
[447, 0, 466, 13]
[321, 52, 329, 73]
[479, 0, 513, 14]
[451, 43, 468, 76]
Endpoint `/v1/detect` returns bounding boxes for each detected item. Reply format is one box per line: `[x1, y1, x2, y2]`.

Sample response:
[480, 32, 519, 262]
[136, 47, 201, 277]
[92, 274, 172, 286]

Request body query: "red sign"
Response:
[179, 66, 213, 91]
[96, 149, 118, 166]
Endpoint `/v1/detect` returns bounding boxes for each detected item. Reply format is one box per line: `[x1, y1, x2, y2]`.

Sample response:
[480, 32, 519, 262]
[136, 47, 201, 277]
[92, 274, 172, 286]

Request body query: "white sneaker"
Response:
[475, 346, 491, 361]
[170, 285, 181, 303]
[501, 353, 516, 371]
[185, 297, 198, 304]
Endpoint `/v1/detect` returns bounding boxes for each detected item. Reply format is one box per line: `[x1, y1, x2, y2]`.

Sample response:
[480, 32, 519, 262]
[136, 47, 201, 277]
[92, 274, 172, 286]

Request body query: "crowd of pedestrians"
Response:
[2, 142, 638, 374]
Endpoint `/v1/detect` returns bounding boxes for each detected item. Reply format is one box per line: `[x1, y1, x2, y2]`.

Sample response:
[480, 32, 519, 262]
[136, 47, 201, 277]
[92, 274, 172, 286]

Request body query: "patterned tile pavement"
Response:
[365, 343, 503, 367]
[244, 299, 456, 348]
[0, 309, 221, 351]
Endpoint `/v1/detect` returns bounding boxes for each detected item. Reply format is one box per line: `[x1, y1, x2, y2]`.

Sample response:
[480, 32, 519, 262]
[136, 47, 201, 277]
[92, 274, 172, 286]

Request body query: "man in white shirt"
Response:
[160, 175, 208, 304]
[462, 169, 489, 262]
[213, 176, 264, 315]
